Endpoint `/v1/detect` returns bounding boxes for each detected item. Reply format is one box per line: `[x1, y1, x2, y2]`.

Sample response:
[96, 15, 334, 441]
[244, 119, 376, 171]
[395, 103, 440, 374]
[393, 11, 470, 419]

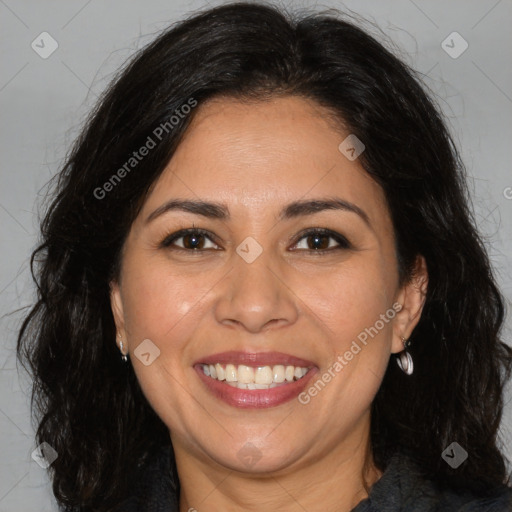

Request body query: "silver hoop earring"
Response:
[396, 336, 413, 375]
[119, 339, 128, 363]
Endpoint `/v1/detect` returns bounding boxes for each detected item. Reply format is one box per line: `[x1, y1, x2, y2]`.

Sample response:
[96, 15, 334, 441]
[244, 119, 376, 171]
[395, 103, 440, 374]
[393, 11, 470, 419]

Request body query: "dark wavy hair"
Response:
[16, 2, 512, 510]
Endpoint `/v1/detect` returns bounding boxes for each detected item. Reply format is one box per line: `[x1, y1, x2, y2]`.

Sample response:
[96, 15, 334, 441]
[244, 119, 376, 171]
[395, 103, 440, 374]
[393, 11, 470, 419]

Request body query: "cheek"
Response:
[120, 260, 213, 427]
[301, 264, 395, 422]
[299, 259, 395, 345]
[121, 258, 212, 342]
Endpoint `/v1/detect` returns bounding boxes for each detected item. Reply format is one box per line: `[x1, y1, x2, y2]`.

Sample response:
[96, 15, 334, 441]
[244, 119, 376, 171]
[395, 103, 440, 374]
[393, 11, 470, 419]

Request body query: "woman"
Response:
[17, 2, 512, 511]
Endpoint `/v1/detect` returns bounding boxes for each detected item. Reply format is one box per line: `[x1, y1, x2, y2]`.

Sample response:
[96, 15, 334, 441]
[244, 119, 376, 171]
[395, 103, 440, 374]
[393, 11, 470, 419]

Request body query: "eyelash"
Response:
[159, 227, 352, 254]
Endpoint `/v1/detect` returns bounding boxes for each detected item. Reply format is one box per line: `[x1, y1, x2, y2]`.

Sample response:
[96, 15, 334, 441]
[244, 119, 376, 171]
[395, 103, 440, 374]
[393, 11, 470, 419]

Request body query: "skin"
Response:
[110, 95, 428, 512]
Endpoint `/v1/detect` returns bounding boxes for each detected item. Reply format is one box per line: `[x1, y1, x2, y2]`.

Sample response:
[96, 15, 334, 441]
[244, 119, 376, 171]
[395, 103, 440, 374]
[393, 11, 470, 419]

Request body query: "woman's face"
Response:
[111, 95, 426, 474]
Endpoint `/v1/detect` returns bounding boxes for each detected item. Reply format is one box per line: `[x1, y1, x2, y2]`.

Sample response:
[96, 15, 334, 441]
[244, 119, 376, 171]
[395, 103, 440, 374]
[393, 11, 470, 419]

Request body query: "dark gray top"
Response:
[114, 445, 512, 511]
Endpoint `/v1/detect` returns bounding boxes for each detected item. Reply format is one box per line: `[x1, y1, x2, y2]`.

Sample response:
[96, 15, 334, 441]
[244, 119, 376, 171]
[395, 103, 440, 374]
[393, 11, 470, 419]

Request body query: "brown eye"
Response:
[160, 229, 219, 251]
[181, 232, 206, 249]
[292, 228, 351, 252]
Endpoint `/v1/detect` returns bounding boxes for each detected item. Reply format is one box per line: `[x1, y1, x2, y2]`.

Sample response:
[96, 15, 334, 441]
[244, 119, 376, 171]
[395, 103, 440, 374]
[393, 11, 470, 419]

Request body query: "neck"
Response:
[173, 415, 383, 512]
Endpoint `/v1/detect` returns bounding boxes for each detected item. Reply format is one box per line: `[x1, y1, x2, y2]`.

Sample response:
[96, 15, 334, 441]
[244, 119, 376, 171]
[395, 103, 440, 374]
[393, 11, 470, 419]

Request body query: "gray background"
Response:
[1, 0, 511, 509]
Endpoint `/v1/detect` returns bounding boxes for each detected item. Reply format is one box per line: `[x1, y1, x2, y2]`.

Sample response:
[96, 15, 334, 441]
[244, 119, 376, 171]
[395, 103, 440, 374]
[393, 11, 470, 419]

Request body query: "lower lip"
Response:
[194, 365, 318, 409]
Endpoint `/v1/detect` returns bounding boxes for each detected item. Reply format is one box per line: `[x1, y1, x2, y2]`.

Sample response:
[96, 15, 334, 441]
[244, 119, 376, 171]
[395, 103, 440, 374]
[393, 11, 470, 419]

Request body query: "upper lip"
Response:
[195, 351, 316, 368]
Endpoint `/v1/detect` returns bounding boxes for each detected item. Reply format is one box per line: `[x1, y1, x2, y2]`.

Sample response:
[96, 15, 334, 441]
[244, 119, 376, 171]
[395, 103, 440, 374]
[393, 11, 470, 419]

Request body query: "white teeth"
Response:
[201, 363, 310, 385]
[215, 363, 225, 380]
[225, 364, 237, 382]
[255, 366, 273, 385]
[273, 365, 285, 383]
[237, 365, 254, 383]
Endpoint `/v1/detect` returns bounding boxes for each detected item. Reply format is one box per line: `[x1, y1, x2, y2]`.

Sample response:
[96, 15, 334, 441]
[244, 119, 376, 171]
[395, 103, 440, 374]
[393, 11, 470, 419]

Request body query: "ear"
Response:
[391, 255, 428, 354]
[110, 280, 127, 351]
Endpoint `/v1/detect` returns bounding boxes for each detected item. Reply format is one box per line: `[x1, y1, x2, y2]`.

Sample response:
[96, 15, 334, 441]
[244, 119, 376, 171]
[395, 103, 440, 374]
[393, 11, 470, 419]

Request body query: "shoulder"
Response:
[353, 450, 512, 512]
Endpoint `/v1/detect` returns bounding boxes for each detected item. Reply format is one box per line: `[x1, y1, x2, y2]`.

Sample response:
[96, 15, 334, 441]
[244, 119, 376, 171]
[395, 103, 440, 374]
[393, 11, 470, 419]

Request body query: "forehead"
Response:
[138, 95, 390, 231]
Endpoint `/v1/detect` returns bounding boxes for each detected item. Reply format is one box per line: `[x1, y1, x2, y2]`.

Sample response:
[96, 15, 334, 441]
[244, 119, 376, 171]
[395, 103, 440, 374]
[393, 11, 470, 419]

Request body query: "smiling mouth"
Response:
[198, 363, 311, 389]
[193, 351, 318, 408]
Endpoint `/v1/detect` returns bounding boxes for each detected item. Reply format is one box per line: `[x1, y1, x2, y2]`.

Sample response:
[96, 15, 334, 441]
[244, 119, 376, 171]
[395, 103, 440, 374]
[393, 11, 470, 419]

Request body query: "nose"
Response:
[213, 248, 299, 334]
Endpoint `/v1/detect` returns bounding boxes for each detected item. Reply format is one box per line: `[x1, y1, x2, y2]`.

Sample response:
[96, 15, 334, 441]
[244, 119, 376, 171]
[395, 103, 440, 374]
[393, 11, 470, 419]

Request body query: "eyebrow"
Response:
[145, 197, 371, 227]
